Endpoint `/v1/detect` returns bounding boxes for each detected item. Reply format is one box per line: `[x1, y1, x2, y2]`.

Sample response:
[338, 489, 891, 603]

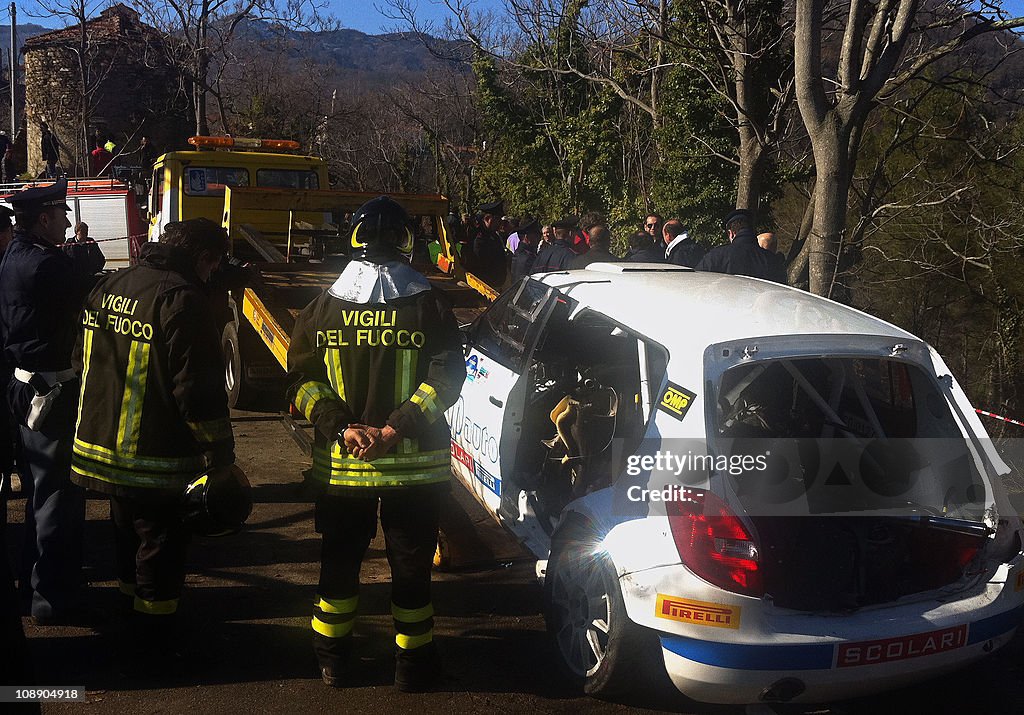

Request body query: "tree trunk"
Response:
[807, 126, 850, 299]
[736, 129, 764, 210]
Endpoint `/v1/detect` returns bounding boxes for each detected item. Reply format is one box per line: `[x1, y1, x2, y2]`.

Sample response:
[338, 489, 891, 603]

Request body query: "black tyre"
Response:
[544, 518, 669, 699]
[222, 321, 256, 410]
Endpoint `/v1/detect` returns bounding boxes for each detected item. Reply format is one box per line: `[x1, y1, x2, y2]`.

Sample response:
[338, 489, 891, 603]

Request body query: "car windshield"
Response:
[714, 357, 990, 522]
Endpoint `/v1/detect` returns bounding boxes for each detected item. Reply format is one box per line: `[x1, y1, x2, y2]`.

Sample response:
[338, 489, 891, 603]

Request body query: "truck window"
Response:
[184, 167, 250, 197]
[150, 167, 162, 215]
[256, 169, 320, 190]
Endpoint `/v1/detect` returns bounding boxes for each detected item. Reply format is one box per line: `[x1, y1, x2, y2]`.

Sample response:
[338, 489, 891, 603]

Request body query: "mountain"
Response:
[0, 23, 54, 58]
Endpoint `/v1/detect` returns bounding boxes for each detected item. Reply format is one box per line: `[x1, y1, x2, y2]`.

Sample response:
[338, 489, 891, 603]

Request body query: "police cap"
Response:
[9, 179, 71, 213]
[478, 199, 503, 215]
[722, 208, 755, 229]
[551, 215, 578, 230]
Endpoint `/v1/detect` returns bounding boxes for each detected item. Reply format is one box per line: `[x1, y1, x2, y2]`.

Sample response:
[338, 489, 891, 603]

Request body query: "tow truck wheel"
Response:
[545, 518, 669, 700]
[222, 321, 256, 410]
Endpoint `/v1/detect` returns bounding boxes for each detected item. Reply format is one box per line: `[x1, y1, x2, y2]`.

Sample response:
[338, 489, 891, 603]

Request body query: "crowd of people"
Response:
[453, 202, 789, 287]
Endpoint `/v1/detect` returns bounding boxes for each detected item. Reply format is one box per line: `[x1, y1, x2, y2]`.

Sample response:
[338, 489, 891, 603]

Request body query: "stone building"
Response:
[23, 4, 190, 177]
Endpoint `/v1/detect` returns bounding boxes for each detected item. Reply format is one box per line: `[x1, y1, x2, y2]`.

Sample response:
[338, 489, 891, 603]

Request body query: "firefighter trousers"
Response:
[110, 494, 191, 625]
[312, 486, 443, 665]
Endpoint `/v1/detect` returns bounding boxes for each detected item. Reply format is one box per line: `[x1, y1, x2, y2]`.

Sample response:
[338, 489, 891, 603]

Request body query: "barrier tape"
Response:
[976, 409, 1024, 429]
[57, 234, 147, 247]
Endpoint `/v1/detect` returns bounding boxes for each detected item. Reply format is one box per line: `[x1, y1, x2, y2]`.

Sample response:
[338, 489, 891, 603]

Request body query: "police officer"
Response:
[0, 179, 103, 625]
[71, 218, 237, 663]
[696, 209, 786, 283]
[288, 196, 465, 692]
[532, 215, 579, 273]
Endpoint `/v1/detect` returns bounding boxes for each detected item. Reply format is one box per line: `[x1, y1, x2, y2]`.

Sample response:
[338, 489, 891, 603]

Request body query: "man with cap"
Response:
[532, 216, 579, 274]
[0, 179, 104, 624]
[511, 217, 541, 281]
[696, 208, 786, 283]
[288, 195, 465, 691]
[465, 199, 508, 288]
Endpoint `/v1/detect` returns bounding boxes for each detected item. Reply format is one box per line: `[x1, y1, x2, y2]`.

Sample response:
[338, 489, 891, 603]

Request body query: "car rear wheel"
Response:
[544, 518, 669, 699]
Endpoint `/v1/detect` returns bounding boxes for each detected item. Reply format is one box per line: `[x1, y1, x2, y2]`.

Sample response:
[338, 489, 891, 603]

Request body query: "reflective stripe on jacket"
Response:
[287, 284, 464, 492]
[71, 243, 234, 495]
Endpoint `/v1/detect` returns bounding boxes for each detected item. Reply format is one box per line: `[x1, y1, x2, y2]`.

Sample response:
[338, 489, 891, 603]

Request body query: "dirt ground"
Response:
[4, 411, 1024, 715]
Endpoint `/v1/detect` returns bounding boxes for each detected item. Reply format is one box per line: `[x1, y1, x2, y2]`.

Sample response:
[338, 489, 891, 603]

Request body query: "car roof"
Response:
[534, 264, 916, 351]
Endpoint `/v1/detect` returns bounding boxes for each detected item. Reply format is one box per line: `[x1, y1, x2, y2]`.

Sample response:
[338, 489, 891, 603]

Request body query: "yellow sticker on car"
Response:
[658, 383, 697, 421]
[655, 594, 740, 629]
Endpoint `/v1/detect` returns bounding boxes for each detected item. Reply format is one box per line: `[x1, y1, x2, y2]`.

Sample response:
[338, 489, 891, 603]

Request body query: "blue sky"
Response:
[7, 0, 1024, 33]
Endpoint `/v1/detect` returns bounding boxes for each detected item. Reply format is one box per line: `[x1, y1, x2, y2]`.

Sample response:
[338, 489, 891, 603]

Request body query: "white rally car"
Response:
[447, 264, 1024, 707]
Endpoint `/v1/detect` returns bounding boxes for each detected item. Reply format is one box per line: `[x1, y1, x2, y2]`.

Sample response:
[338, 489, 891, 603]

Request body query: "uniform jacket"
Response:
[71, 243, 234, 497]
[287, 282, 465, 493]
[510, 242, 537, 282]
[0, 228, 103, 373]
[696, 229, 787, 283]
[532, 239, 577, 274]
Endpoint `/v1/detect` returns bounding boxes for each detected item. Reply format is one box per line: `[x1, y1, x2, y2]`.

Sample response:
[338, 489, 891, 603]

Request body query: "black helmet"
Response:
[350, 195, 414, 263]
[181, 465, 253, 537]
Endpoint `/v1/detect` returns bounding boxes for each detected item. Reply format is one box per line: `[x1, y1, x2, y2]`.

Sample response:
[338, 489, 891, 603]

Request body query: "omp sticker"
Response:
[1016, 572, 1024, 591]
[465, 355, 479, 381]
[474, 462, 501, 496]
[655, 594, 740, 629]
[451, 440, 475, 473]
[835, 624, 968, 668]
[658, 383, 697, 421]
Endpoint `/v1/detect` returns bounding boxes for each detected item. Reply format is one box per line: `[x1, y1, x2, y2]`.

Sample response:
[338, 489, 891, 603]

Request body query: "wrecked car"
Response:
[447, 263, 1024, 707]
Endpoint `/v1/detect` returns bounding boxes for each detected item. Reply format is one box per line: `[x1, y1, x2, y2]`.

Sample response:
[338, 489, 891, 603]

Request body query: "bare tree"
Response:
[134, 0, 329, 135]
[794, 0, 1024, 297]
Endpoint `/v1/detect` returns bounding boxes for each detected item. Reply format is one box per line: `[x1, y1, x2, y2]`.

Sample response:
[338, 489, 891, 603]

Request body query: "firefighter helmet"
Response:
[349, 195, 414, 262]
[181, 465, 253, 537]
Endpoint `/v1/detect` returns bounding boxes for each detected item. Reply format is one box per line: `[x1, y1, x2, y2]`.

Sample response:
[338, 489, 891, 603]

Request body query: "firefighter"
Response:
[288, 195, 465, 692]
[0, 179, 103, 625]
[70, 218, 237, 663]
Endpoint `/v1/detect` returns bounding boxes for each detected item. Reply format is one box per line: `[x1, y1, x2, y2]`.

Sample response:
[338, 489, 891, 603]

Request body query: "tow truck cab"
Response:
[147, 136, 328, 245]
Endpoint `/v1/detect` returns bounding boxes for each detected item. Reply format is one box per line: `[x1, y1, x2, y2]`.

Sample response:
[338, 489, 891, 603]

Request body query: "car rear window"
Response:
[715, 357, 988, 521]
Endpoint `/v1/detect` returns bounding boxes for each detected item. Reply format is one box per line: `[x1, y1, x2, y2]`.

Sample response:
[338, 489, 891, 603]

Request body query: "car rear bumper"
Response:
[658, 607, 1020, 704]
[617, 560, 1024, 705]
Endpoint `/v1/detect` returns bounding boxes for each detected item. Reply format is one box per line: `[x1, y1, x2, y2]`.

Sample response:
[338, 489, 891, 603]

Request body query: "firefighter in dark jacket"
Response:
[532, 216, 579, 273]
[71, 218, 237, 659]
[288, 196, 465, 692]
[0, 179, 103, 625]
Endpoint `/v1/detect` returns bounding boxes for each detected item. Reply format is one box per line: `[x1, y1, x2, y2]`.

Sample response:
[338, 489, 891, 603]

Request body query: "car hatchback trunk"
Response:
[714, 354, 994, 611]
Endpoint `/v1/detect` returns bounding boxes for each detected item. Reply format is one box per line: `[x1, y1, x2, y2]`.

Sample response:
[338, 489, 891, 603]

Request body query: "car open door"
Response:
[448, 279, 561, 514]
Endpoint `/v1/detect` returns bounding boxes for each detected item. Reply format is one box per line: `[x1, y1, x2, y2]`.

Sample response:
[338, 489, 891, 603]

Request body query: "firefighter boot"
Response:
[394, 642, 442, 692]
[316, 636, 353, 687]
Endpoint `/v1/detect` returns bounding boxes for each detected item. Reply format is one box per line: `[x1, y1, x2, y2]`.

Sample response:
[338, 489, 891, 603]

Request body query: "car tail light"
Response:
[666, 488, 763, 597]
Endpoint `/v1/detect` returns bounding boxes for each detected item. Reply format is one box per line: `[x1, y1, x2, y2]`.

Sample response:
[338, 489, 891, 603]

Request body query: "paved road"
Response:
[5, 412, 1024, 714]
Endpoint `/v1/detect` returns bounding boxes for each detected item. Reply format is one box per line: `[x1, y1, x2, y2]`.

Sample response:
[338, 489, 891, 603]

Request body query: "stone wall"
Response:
[23, 5, 190, 177]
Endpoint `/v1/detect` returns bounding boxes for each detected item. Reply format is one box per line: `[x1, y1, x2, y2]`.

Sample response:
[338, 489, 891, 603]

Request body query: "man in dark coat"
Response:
[624, 230, 665, 263]
[464, 199, 508, 288]
[663, 219, 705, 268]
[532, 216, 578, 274]
[570, 225, 619, 269]
[0, 179, 104, 625]
[511, 218, 541, 282]
[696, 209, 786, 284]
